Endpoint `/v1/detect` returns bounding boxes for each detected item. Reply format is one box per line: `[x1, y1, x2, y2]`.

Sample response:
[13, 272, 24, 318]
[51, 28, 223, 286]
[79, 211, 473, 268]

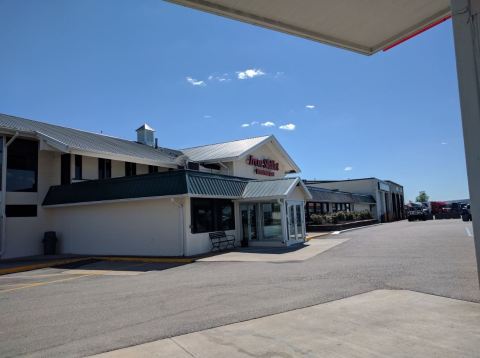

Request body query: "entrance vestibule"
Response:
[240, 200, 305, 247]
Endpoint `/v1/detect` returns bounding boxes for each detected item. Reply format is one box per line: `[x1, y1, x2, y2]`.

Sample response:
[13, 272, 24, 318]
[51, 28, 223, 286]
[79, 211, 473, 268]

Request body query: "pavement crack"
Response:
[171, 337, 197, 357]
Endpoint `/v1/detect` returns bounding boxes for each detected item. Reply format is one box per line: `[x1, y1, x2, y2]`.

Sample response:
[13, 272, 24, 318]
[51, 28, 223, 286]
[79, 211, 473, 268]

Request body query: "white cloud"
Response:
[203, 115, 212, 119]
[261, 121, 275, 127]
[305, 105, 315, 109]
[241, 123, 250, 128]
[279, 123, 296, 131]
[250, 121, 259, 126]
[237, 68, 265, 80]
[441, 142, 447, 145]
[208, 73, 231, 82]
[186, 77, 206, 86]
[344, 166, 353, 171]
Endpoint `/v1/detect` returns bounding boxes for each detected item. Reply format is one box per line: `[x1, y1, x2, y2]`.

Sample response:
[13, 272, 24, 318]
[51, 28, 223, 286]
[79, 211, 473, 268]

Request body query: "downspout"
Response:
[0, 132, 19, 257]
[171, 198, 186, 257]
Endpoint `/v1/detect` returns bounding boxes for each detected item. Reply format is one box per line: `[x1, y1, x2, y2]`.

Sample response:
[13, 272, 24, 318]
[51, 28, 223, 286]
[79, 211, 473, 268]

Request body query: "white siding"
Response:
[82, 156, 98, 180]
[3, 149, 60, 258]
[232, 142, 291, 179]
[50, 198, 183, 256]
[111, 160, 125, 178]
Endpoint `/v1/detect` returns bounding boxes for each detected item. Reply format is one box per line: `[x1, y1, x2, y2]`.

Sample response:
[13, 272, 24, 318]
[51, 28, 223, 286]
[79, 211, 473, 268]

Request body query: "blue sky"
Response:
[0, 0, 468, 202]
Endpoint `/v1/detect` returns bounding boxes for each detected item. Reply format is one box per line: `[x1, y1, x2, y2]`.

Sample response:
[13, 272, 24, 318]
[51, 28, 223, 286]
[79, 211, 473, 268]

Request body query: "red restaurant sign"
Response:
[247, 155, 279, 176]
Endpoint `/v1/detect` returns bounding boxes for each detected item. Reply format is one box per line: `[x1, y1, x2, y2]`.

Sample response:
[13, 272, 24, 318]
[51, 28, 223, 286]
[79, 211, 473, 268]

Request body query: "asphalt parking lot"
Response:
[0, 219, 478, 357]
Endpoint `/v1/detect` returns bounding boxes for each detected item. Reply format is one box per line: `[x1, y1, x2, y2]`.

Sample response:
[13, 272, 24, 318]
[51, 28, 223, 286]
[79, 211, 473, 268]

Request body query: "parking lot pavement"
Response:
[0, 260, 186, 294]
[197, 237, 350, 262]
[0, 219, 478, 357]
[92, 289, 480, 358]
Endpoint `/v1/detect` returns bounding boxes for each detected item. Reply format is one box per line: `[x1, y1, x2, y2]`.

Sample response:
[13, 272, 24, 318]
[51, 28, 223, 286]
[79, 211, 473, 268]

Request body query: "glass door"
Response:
[240, 203, 257, 246]
[287, 202, 305, 241]
[288, 205, 296, 241]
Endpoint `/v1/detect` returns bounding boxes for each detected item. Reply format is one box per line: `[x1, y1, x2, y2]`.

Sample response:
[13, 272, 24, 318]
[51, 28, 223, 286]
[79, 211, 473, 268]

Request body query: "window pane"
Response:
[7, 138, 38, 192]
[262, 202, 282, 240]
[191, 198, 214, 233]
[0, 137, 3, 188]
[125, 162, 137, 176]
[106, 159, 111, 178]
[6, 204, 37, 217]
[191, 198, 235, 233]
[217, 201, 234, 231]
[74, 155, 82, 179]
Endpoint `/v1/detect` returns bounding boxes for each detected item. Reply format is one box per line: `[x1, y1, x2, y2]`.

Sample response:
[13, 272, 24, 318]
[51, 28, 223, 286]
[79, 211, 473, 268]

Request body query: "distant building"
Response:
[304, 178, 404, 222]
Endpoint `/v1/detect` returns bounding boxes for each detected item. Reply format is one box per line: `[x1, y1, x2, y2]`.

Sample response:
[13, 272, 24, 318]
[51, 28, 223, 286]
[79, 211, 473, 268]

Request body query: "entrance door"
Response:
[287, 202, 305, 241]
[240, 203, 257, 246]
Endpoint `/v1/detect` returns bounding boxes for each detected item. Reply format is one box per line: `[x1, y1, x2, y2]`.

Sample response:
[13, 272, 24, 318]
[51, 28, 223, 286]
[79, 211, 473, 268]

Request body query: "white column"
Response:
[451, 0, 480, 286]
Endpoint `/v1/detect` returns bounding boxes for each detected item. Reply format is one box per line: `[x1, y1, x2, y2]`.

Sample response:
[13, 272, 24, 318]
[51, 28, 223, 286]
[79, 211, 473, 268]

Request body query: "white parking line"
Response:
[465, 227, 473, 237]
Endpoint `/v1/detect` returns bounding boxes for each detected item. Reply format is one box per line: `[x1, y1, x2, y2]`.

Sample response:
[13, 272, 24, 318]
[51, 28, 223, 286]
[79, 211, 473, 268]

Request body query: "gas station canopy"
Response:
[168, 0, 451, 55]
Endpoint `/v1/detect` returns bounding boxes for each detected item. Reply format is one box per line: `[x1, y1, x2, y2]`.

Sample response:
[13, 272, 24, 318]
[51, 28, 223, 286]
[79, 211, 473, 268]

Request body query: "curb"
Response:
[306, 233, 331, 241]
[331, 223, 383, 235]
[0, 256, 194, 276]
[96, 256, 194, 264]
[0, 257, 92, 276]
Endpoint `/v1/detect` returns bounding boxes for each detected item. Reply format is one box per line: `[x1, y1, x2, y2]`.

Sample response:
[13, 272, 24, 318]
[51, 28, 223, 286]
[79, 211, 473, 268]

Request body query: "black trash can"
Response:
[42, 231, 58, 255]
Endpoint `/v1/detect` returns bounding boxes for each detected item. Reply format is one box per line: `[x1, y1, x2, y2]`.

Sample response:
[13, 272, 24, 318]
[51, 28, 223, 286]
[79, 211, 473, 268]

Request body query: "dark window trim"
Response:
[6, 138, 39, 192]
[191, 198, 235, 234]
[125, 162, 137, 176]
[98, 158, 112, 179]
[6, 205, 37, 217]
[61, 154, 71, 185]
[74, 155, 82, 180]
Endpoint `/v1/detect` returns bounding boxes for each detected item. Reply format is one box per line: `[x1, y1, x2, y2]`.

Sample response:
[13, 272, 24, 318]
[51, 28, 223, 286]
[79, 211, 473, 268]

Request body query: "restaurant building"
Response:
[0, 114, 311, 259]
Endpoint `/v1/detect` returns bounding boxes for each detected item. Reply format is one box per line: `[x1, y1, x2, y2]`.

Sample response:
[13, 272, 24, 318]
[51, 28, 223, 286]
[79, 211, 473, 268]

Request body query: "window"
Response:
[262, 202, 282, 240]
[74, 155, 82, 180]
[6, 205, 37, 217]
[98, 158, 111, 179]
[0, 137, 3, 188]
[7, 138, 38, 192]
[148, 165, 158, 173]
[61, 154, 71, 185]
[191, 198, 235, 233]
[125, 162, 137, 176]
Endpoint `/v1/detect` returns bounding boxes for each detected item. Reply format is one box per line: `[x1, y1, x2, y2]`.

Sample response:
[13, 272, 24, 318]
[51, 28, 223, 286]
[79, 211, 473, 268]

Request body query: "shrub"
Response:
[336, 211, 346, 222]
[358, 210, 372, 220]
[310, 214, 324, 224]
[345, 211, 354, 221]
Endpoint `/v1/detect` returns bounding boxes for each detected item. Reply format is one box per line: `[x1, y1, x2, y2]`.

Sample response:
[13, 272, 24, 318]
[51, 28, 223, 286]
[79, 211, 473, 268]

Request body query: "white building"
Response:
[0, 114, 311, 259]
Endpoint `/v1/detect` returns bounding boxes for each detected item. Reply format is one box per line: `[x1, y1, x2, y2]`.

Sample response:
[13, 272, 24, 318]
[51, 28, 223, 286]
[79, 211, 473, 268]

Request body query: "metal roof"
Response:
[0, 114, 301, 172]
[181, 136, 270, 162]
[0, 114, 181, 167]
[181, 135, 301, 173]
[242, 177, 300, 199]
[307, 186, 376, 204]
[187, 172, 247, 197]
[168, 0, 450, 55]
[43, 170, 312, 206]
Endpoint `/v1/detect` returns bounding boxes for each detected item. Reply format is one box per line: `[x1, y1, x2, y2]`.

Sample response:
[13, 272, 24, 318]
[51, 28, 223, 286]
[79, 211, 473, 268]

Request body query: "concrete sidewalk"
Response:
[197, 238, 350, 262]
[92, 290, 480, 358]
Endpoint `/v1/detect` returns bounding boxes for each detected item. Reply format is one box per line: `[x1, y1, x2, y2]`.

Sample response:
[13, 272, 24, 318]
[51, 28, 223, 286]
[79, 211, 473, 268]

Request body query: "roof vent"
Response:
[136, 123, 155, 147]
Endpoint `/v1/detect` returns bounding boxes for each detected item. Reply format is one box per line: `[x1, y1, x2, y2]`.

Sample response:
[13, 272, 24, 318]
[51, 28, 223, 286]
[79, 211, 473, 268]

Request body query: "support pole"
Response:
[451, 0, 480, 287]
